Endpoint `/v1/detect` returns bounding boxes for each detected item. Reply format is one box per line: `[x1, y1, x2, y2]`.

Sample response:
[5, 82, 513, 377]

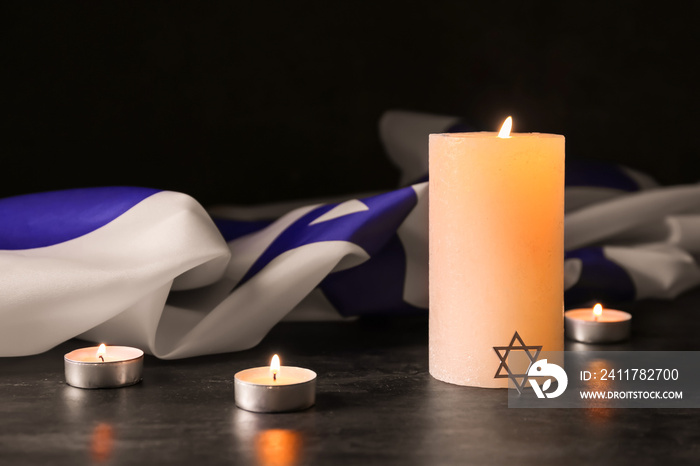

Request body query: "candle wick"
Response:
[273, 373, 277, 382]
[99, 355, 104, 362]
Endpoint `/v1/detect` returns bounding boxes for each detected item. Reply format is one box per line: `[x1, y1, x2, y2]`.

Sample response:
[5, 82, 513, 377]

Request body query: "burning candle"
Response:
[64, 344, 144, 389]
[564, 303, 632, 343]
[429, 117, 565, 388]
[234, 355, 316, 413]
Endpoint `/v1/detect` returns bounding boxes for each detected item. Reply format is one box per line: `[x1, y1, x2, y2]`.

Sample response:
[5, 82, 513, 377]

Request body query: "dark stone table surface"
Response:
[2, 289, 700, 465]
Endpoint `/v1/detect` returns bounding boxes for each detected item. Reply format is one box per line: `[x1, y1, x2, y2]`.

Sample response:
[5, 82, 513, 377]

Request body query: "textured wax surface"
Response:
[429, 133, 565, 387]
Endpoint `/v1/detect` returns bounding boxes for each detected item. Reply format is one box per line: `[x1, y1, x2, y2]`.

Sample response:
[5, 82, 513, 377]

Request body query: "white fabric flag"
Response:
[1, 110, 698, 358]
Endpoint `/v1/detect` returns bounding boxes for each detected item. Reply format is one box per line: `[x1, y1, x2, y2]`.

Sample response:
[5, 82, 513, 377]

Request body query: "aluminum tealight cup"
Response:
[564, 309, 632, 344]
[64, 346, 144, 389]
[234, 366, 316, 413]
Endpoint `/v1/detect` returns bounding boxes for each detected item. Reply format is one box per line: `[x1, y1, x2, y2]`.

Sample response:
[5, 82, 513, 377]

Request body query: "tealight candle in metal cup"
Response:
[234, 355, 316, 413]
[564, 304, 632, 344]
[64, 344, 144, 389]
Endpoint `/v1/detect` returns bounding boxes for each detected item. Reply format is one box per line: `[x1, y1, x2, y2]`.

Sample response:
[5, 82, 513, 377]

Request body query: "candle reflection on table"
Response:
[231, 409, 308, 466]
[90, 422, 115, 464]
[255, 429, 304, 466]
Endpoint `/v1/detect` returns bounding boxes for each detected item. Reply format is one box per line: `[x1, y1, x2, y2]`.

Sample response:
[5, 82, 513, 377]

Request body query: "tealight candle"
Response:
[235, 355, 316, 413]
[64, 344, 144, 389]
[564, 303, 632, 343]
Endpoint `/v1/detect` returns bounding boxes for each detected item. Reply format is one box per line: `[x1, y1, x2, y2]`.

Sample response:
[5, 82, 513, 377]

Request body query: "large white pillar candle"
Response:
[429, 119, 565, 388]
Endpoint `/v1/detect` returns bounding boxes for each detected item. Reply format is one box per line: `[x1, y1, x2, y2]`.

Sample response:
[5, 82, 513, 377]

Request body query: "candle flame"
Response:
[498, 116, 512, 138]
[270, 354, 280, 380]
[96, 344, 107, 361]
[593, 304, 603, 317]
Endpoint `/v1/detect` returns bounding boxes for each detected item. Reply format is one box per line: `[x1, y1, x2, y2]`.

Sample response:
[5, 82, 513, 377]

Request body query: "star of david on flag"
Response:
[1, 110, 700, 358]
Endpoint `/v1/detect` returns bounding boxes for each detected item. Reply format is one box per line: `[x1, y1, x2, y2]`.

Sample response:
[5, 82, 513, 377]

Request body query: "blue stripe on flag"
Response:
[237, 186, 418, 287]
[0, 187, 160, 250]
[320, 234, 425, 316]
[564, 247, 636, 307]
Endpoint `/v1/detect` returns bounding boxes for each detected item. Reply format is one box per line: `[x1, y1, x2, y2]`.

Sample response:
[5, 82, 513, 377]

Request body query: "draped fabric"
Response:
[1, 110, 698, 358]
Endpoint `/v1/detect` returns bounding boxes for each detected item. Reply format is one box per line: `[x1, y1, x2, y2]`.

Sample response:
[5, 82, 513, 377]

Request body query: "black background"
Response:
[3, 2, 698, 206]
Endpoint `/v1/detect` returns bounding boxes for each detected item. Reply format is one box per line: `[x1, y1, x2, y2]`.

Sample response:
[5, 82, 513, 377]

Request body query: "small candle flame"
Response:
[498, 116, 512, 138]
[270, 354, 280, 381]
[593, 303, 603, 321]
[97, 344, 107, 362]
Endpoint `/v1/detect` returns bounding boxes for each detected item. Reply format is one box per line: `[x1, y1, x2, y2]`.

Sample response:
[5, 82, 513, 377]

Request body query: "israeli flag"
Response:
[1, 110, 699, 359]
